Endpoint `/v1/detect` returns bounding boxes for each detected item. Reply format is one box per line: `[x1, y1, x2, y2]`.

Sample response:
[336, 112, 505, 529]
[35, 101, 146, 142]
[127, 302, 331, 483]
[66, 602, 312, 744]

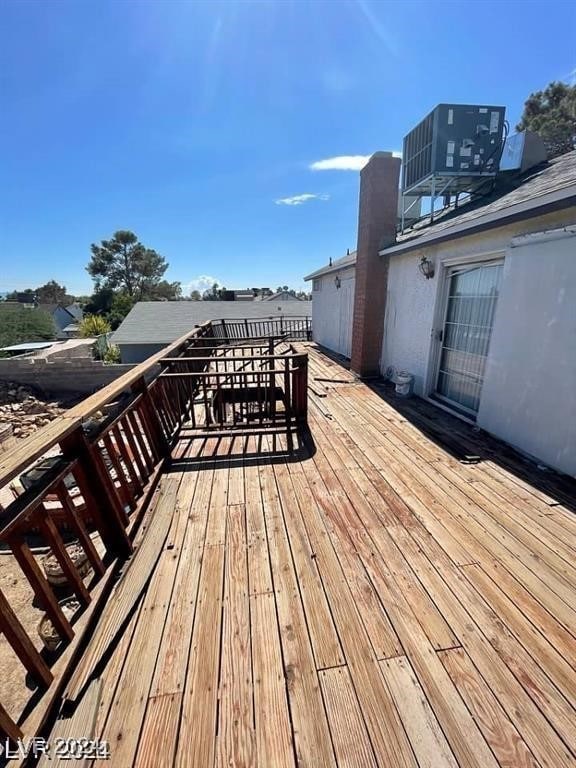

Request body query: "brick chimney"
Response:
[350, 151, 401, 377]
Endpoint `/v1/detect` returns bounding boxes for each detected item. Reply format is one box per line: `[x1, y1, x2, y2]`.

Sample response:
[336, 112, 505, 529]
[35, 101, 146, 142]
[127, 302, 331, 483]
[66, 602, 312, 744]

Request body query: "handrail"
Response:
[0, 322, 212, 488]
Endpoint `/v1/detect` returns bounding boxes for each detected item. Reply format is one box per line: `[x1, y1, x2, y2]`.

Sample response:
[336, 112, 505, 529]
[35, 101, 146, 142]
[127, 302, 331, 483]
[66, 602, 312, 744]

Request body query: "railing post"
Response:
[61, 428, 132, 558]
[293, 353, 308, 423]
[131, 376, 169, 458]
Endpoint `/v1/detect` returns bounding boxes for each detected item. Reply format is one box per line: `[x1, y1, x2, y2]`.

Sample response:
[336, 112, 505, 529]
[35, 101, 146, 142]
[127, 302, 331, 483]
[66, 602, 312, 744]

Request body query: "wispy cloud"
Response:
[275, 193, 330, 206]
[310, 152, 401, 172]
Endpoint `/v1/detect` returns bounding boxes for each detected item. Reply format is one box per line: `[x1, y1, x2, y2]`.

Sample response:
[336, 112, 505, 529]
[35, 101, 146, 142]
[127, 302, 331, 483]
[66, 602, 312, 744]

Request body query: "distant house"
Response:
[304, 145, 576, 477]
[37, 304, 82, 339]
[304, 251, 356, 358]
[263, 291, 303, 302]
[65, 303, 84, 322]
[233, 290, 255, 301]
[112, 300, 312, 363]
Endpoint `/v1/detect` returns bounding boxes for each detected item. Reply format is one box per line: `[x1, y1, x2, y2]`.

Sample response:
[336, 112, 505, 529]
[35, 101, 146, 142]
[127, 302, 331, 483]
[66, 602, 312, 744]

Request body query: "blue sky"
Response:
[1, 0, 574, 296]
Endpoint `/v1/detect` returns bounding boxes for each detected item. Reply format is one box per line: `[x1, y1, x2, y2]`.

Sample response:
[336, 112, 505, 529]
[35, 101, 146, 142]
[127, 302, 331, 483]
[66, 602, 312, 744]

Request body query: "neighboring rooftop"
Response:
[263, 290, 304, 301]
[304, 250, 357, 281]
[112, 300, 312, 345]
[384, 150, 576, 255]
[65, 303, 84, 321]
[0, 341, 55, 354]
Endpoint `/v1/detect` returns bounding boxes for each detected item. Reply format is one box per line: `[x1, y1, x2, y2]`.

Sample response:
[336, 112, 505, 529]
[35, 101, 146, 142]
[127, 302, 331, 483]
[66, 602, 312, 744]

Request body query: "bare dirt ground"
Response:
[0, 383, 71, 723]
[0, 548, 46, 722]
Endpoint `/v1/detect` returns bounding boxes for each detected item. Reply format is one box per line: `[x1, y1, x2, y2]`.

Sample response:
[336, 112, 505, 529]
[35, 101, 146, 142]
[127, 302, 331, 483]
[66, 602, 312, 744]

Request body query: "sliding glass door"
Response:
[436, 261, 503, 414]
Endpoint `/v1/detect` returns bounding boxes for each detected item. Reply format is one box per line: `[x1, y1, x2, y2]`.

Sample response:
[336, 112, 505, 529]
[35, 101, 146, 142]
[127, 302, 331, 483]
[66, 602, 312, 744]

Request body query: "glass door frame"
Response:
[428, 252, 505, 419]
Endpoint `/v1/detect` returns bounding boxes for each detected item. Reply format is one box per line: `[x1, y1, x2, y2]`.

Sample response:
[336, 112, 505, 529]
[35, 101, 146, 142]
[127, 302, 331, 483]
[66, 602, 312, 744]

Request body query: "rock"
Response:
[0, 380, 66, 441]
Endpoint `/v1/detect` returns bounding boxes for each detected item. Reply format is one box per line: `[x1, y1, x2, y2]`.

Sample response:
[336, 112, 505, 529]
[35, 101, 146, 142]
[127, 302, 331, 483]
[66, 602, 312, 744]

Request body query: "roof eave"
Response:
[304, 261, 357, 281]
[379, 185, 576, 258]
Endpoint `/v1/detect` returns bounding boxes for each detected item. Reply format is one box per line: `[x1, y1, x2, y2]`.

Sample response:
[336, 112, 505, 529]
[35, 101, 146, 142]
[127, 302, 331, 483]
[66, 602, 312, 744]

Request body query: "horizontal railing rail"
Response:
[0, 317, 308, 741]
[159, 340, 307, 434]
[209, 316, 312, 341]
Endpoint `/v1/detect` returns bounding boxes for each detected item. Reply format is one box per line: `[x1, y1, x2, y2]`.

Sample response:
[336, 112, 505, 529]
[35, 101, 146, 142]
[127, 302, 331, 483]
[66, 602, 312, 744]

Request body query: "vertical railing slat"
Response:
[55, 481, 105, 578]
[9, 537, 74, 642]
[0, 588, 53, 687]
[61, 430, 132, 557]
[0, 701, 23, 743]
[37, 514, 91, 605]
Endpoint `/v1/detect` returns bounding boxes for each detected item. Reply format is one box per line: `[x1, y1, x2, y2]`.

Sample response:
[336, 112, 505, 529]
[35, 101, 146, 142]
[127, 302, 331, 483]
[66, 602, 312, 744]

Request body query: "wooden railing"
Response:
[0, 319, 308, 742]
[160, 338, 308, 435]
[209, 315, 312, 341]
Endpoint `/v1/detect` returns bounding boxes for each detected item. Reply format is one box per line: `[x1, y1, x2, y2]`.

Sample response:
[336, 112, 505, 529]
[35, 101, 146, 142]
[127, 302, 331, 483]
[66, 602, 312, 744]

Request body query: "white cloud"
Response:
[310, 152, 402, 171]
[275, 193, 330, 206]
[183, 275, 221, 294]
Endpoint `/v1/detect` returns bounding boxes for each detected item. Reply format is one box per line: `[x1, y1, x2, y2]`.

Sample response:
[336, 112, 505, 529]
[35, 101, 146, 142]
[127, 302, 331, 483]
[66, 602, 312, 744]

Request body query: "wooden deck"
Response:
[49, 344, 576, 768]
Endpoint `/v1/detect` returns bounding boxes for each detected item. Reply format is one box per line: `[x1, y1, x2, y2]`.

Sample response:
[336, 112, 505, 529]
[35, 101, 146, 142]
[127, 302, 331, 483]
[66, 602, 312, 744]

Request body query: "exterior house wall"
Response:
[477, 230, 576, 476]
[381, 207, 576, 475]
[381, 253, 437, 394]
[312, 266, 356, 358]
[118, 343, 167, 364]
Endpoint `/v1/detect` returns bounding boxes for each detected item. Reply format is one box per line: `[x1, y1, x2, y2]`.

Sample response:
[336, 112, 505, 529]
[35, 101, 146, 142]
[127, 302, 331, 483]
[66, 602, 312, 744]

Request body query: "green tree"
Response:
[87, 230, 169, 299]
[35, 280, 71, 305]
[0, 305, 55, 349]
[517, 81, 576, 157]
[4, 282, 74, 305]
[107, 292, 136, 330]
[189, 289, 201, 301]
[203, 282, 225, 301]
[79, 314, 111, 337]
[149, 280, 181, 301]
[84, 287, 115, 317]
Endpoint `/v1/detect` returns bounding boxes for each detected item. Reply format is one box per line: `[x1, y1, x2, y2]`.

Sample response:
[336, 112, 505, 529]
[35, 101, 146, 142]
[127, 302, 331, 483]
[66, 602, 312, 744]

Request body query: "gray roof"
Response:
[264, 291, 303, 301]
[65, 304, 84, 320]
[304, 251, 357, 281]
[383, 150, 576, 256]
[112, 301, 312, 345]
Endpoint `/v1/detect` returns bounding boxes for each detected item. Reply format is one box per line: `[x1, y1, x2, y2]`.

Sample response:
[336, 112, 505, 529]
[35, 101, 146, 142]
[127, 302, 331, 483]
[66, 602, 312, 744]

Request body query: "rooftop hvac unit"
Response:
[500, 130, 547, 174]
[402, 104, 506, 197]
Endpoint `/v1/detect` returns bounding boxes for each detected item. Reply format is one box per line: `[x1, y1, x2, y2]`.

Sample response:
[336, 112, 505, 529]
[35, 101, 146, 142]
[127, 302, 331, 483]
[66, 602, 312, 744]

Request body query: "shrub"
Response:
[103, 344, 121, 364]
[79, 314, 111, 338]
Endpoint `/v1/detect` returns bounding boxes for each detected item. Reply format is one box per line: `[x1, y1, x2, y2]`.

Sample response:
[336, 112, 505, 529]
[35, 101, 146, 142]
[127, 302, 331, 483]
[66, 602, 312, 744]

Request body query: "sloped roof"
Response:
[37, 303, 76, 319]
[112, 301, 312, 345]
[383, 150, 576, 256]
[304, 251, 357, 281]
[264, 291, 302, 301]
[65, 304, 84, 320]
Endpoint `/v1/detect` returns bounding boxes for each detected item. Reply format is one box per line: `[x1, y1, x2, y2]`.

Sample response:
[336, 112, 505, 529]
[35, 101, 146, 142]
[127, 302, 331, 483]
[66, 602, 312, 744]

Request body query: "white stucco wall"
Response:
[311, 266, 355, 358]
[381, 253, 437, 394]
[477, 230, 576, 476]
[381, 208, 576, 475]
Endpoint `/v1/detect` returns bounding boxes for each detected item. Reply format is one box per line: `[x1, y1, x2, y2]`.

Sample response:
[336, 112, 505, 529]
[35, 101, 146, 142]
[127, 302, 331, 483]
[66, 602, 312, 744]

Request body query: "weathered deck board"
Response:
[37, 343, 576, 768]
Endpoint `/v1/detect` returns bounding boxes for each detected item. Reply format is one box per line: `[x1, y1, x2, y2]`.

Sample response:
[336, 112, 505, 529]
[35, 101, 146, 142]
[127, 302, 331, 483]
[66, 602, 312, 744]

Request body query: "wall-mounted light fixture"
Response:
[418, 255, 435, 279]
[334, 275, 341, 289]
